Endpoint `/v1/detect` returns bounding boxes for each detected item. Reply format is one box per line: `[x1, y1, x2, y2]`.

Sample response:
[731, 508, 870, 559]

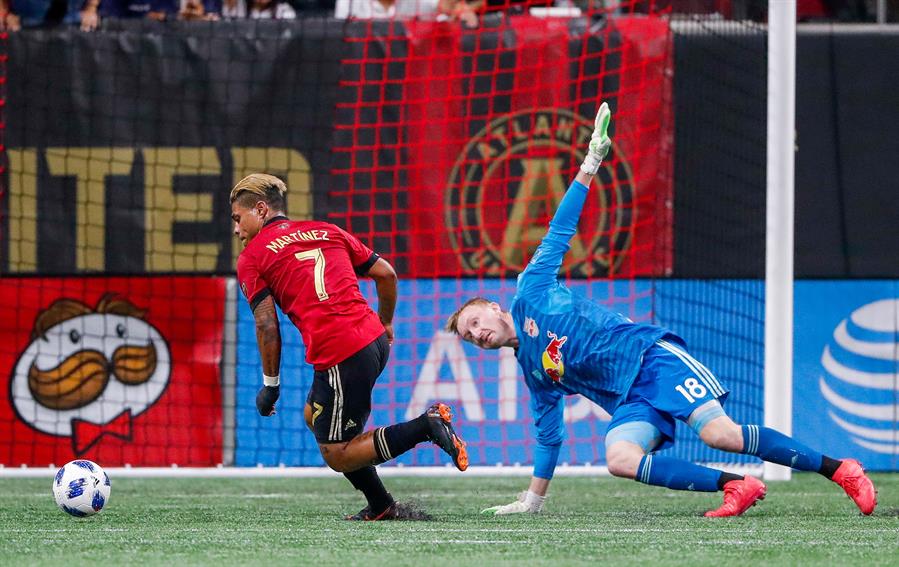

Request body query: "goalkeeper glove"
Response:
[580, 101, 612, 176]
[480, 490, 546, 515]
[256, 385, 279, 416]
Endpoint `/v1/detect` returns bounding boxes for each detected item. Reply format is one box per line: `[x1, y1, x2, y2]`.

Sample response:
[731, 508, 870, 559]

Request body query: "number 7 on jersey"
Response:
[295, 248, 329, 301]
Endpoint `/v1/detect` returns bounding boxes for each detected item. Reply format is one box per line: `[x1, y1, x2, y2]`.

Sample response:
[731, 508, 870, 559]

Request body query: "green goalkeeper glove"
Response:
[480, 490, 546, 515]
[580, 101, 612, 176]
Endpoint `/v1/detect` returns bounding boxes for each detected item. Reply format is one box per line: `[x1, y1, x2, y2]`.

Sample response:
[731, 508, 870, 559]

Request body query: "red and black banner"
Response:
[336, 16, 674, 279]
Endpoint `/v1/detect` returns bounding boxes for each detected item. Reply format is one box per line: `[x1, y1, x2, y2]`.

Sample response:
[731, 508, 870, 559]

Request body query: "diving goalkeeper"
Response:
[445, 102, 877, 518]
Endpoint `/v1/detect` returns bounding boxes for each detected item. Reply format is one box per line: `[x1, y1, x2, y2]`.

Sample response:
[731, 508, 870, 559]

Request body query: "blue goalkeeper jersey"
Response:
[510, 179, 671, 479]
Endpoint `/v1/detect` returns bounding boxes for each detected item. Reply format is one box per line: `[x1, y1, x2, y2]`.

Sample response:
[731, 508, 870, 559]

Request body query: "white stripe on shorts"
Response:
[328, 369, 337, 441]
[662, 340, 723, 396]
[328, 367, 344, 441]
[657, 339, 725, 398]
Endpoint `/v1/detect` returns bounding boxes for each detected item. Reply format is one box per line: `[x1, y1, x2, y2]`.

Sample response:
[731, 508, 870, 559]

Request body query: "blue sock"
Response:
[636, 454, 721, 492]
[741, 425, 823, 471]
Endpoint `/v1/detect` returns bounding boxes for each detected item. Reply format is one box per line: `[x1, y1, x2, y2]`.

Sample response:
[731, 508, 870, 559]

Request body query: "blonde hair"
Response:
[230, 173, 287, 211]
[444, 297, 492, 334]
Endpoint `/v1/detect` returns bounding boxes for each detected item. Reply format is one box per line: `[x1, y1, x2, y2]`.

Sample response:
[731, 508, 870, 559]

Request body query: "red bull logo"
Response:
[541, 331, 568, 382]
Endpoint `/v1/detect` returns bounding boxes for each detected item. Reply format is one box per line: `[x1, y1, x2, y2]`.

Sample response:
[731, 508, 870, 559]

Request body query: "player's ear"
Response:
[254, 200, 268, 218]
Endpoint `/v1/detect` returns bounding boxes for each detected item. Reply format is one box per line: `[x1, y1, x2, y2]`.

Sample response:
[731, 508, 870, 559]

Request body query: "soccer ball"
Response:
[52, 460, 111, 517]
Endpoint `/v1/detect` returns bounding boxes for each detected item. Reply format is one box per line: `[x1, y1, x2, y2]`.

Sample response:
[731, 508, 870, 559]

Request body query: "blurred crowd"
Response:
[0, 0, 893, 32]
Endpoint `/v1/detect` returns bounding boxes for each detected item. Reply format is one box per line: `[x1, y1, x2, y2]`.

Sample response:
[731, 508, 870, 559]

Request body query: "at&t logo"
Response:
[819, 299, 899, 454]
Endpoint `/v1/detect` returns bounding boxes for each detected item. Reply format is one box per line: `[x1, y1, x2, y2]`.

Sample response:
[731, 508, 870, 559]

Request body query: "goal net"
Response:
[0, 3, 771, 474]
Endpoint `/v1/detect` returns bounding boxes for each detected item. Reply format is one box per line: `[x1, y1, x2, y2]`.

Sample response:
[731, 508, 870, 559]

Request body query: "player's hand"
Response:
[256, 385, 279, 416]
[480, 490, 545, 515]
[382, 321, 394, 346]
[580, 101, 612, 176]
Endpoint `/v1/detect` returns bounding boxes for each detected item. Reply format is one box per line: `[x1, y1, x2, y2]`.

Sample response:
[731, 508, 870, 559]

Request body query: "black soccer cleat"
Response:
[345, 504, 388, 521]
[345, 502, 432, 521]
[425, 403, 469, 472]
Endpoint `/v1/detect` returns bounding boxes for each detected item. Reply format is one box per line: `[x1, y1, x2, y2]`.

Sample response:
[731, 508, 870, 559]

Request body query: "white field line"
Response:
[10, 526, 899, 536]
[0, 463, 763, 478]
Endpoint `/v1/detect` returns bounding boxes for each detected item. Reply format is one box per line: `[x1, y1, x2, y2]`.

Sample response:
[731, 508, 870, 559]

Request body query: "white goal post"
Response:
[764, 0, 796, 482]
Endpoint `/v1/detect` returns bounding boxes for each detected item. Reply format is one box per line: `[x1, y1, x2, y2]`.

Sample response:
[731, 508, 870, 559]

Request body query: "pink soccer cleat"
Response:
[832, 459, 877, 515]
[704, 475, 767, 518]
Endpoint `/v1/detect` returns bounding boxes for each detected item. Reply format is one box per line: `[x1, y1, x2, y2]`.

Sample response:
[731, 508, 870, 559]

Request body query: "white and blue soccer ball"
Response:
[52, 460, 111, 517]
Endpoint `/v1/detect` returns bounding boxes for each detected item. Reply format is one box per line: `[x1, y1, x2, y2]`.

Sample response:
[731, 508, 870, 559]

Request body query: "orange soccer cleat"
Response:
[426, 403, 469, 471]
[704, 475, 767, 518]
[832, 459, 877, 515]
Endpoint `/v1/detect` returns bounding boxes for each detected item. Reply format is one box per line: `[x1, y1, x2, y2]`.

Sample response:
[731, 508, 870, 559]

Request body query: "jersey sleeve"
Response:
[236, 252, 271, 311]
[528, 382, 565, 480]
[517, 179, 590, 296]
[334, 225, 380, 276]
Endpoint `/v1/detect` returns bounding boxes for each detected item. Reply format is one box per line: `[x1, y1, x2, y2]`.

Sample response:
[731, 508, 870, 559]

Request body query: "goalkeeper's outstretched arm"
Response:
[517, 101, 614, 296]
[482, 103, 611, 516]
[545, 101, 612, 238]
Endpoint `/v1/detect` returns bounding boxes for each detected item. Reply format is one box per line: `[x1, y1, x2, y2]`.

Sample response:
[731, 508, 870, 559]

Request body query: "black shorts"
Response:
[306, 333, 390, 443]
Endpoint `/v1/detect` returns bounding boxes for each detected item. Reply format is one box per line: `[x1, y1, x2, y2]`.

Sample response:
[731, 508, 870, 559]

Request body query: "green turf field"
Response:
[4, 474, 897, 566]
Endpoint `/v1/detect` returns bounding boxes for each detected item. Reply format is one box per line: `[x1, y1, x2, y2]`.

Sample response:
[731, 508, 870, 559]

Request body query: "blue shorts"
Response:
[607, 336, 729, 452]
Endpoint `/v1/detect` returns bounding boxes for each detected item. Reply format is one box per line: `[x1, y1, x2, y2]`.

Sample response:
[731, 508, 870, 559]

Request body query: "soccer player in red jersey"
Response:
[230, 173, 468, 520]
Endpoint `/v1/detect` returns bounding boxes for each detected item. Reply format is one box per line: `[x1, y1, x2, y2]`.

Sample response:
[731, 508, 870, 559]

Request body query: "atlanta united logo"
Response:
[445, 108, 635, 276]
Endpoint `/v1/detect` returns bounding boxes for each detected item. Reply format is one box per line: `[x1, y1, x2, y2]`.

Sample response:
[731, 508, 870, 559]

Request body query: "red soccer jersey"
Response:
[237, 217, 386, 370]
